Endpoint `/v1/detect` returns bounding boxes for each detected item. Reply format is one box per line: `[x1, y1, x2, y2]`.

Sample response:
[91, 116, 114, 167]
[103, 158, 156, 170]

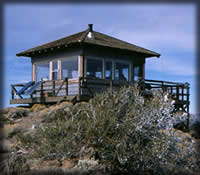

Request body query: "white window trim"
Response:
[58, 60, 62, 80]
[49, 61, 53, 80]
[50, 60, 60, 80]
[32, 64, 36, 81]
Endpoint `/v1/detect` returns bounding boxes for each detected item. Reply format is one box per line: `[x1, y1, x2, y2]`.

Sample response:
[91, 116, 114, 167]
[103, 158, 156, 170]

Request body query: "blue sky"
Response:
[3, 4, 196, 114]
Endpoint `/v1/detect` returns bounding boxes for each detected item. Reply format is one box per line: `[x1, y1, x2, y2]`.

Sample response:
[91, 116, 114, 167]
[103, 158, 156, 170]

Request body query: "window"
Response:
[86, 58, 103, 79]
[105, 61, 112, 80]
[52, 61, 58, 80]
[114, 62, 129, 81]
[62, 57, 78, 79]
[36, 62, 49, 81]
[133, 65, 142, 81]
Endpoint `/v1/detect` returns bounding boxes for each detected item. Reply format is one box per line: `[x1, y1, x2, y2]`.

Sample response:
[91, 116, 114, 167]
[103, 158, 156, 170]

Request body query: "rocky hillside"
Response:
[1, 85, 200, 175]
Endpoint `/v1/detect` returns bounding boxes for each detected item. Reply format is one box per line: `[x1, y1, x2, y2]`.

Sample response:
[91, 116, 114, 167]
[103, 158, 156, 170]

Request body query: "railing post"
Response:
[78, 77, 81, 98]
[110, 80, 113, 89]
[181, 85, 184, 101]
[176, 85, 179, 102]
[40, 81, 44, 99]
[186, 85, 190, 131]
[11, 85, 14, 100]
[53, 80, 55, 96]
[65, 78, 68, 96]
[110, 80, 113, 93]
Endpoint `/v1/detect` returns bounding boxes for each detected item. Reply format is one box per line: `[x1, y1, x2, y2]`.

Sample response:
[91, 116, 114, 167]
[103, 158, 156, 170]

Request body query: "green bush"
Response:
[18, 84, 200, 174]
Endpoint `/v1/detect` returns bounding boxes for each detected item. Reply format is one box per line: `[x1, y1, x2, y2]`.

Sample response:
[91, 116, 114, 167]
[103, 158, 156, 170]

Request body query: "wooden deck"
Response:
[10, 77, 190, 114]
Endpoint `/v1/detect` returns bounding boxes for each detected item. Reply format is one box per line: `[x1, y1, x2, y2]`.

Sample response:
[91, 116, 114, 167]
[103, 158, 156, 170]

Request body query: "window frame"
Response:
[34, 61, 50, 81]
[50, 60, 59, 80]
[85, 56, 132, 81]
[60, 56, 79, 80]
[133, 64, 144, 81]
[84, 56, 104, 79]
[104, 59, 114, 80]
[113, 59, 132, 81]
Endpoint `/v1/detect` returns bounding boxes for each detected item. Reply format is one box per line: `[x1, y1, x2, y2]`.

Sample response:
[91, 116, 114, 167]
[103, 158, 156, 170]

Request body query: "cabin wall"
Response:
[31, 48, 82, 63]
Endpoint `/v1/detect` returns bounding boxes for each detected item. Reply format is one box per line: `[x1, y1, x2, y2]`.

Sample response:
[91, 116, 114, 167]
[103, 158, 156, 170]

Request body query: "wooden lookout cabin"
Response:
[10, 24, 190, 118]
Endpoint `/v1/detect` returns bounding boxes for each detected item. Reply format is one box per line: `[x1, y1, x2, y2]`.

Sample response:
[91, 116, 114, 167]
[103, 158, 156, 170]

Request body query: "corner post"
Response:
[32, 63, 36, 81]
[78, 55, 84, 77]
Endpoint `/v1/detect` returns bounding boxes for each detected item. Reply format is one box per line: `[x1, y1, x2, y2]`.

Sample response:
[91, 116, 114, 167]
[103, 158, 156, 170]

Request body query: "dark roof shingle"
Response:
[16, 28, 160, 58]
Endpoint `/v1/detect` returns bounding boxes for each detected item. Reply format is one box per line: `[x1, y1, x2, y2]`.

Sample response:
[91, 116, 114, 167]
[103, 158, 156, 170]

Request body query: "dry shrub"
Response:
[17, 84, 200, 174]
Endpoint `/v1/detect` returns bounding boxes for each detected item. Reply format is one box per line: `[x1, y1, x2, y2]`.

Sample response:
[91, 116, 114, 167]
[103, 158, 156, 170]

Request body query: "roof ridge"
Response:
[79, 29, 89, 42]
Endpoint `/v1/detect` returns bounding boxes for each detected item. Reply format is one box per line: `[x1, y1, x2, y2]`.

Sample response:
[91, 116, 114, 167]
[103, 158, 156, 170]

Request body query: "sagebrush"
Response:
[17, 84, 200, 174]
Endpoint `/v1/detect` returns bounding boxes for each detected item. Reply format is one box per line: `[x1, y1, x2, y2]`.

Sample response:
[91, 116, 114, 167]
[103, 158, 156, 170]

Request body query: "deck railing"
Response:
[10, 77, 190, 129]
[11, 77, 190, 113]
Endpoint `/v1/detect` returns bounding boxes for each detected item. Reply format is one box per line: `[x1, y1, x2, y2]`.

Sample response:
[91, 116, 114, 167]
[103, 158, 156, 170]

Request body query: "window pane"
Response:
[115, 62, 129, 81]
[53, 61, 58, 71]
[62, 58, 78, 79]
[52, 72, 58, 80]
[36, 63, 49, 81]
[52, 61, 58, 80]
[134, 66, 142, 81]
[86, 58, 103, 79]
[105, 61, 112, 80]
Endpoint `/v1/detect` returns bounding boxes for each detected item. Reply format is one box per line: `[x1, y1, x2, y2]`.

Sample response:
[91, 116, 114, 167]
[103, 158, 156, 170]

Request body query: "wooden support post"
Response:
[11, 89, 15, 100]
[176, 85, 179, 101]
[32, 64, 36, 81]
[40, 82, 44, 101]
[78, 55, 84, 77]
[53, 80, 55, 96]
[65, 78, 68, 96]
[186, 86, 190, 131]
[78, 77, 81, 98]
[142, 63, 145, 79]
[110, 80, 113, 94]
[161, 81, 164, 92]
[179, 86, 184, 112]
[110, 80, 113, 89]
[11, 86, 14, 100]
